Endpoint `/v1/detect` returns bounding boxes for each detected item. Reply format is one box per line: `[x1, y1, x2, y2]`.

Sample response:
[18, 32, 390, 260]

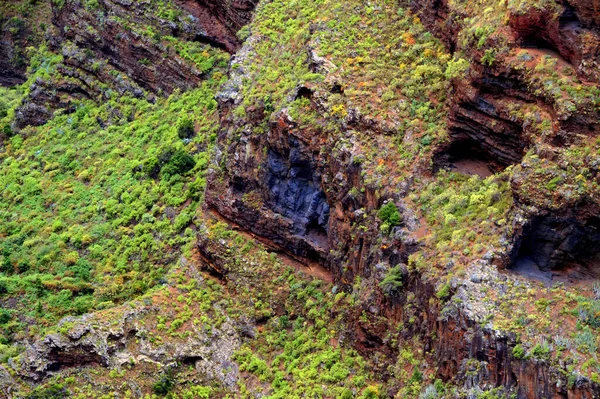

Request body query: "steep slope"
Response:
[1, 0, 600, 398]
[206, 0, 600, 397]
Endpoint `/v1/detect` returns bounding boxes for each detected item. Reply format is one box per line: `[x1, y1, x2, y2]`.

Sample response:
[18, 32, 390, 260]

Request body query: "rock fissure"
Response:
[510, 213, 600, 283]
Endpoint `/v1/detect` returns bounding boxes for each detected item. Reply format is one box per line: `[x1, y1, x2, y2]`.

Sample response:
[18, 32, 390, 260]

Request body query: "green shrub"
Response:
[144, 149, 196, 178]
[26, 384, 68, 399]
[512, 344, 525, 360]
[578, 300, 600, 328]
[152, 373, 174, 395]
[177, 118, 195, 139]
[0, 309, 11, 325]
[530, 341, 551, 360]
[575, 329, 598, 353]
[444, 57, 469, 80]
[0, 100, 7, 119]
[379, 265, 403, 296]
[378, 202, 402, 233]
[338, 388, 353, 399]
[160, 149, 196, 178]
[378, 202, 402, 226]
[436, 283, 451, 301]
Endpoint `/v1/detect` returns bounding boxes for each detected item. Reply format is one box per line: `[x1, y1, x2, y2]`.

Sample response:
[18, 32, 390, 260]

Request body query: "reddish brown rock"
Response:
[508, 1, 600, 83]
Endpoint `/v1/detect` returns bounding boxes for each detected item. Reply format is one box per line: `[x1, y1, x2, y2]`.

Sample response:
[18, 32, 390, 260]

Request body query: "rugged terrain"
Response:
[1, 0, 600, 398]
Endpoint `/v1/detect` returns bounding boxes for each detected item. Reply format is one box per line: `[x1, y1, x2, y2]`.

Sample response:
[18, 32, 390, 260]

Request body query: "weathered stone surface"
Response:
[508, 1, 600, 83]
[177, 0, 259, 52]
[15, 295, 241, 387]
[11, 0, 259, 129]
[205, 1, 600, 397]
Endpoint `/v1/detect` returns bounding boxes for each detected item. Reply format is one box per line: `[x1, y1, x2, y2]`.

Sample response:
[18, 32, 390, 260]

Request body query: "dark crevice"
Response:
[559, 3, 580, 28]
[192, 33, 230, 52]
[181, 356, 202, 365]
[433, 137, 496, 177]
[509, 215, 600, 283]
[265, 145, 330, 254]
[520, 35, 558, 53]
[295, 87, 313, 100]
[330, 83, 343, 94]
[511, 4, 582, 68]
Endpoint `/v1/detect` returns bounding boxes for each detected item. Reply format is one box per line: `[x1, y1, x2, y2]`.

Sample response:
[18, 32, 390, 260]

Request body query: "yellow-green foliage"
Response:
[0, 47, 227, 342]
[234, 0, 452, 155]
[414, 170, 513, 269]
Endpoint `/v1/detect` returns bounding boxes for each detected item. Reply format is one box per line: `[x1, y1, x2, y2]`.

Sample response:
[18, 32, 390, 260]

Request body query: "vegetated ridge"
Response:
[1, 0, 600, 398]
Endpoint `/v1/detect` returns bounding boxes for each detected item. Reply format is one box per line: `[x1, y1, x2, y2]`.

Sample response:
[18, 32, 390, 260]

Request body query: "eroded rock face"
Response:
[203, 0, 600, 397]
[410, 0, 600, 396]
[51, 0, 203, 96]
[0, 4, 47, 87]
[15, 282, 241, 387]
[178, 0, 259, 52]
[509, 1, 600, 83]
[508, 205, 600, 280]
[264, 141, 330, 253]
[433, 74, 532, 175]
[0, 26, 27, 87]
[12, 0, 259, 130]
[207, 106, 332, 261]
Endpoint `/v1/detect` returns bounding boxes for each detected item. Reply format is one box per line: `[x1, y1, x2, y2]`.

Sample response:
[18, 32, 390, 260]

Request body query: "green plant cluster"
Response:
[378, 202, 402, 234]
[234, 274, 381, 398]
[0, 47, 227, 349]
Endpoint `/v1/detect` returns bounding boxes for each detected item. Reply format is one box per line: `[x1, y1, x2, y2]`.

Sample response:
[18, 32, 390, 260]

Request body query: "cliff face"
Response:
[12, 0, 258, 131]
[0, 19, 28, 87]
[0, 2, 51, 87]
[4, 0, 600, 397]
[178, 0, 259, 51]
[204, 0, 600, 397]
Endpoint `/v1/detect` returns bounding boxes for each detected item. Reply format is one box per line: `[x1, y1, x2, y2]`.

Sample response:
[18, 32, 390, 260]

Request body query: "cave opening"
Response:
[559, 3, 581, 29]
[433, 137, 500, 178]
[265, 146, 330, 258]
[513, 13, 577, 68]
[295, 86, 313, 100]
[520, 34, 557, 53]
[306, 220, 329, 250]
[509, 215, 600, 283]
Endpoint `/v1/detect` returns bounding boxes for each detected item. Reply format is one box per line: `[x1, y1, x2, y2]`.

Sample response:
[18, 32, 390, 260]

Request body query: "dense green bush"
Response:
[0, 309, 11, 325]
[26, 384, 68, 399]
[177, 117, 195, 139]
[436, 283, 451, 301]
[153, 373, 175, 395]
[161, 149, 196, 178]
[378, 202, 402, 234]
[378, 202, 402, 226]
[379, 265, 403, 296]
[144, 149, 196, 179]
[0, 100, 7, 119]
[512, 344, 526, 360]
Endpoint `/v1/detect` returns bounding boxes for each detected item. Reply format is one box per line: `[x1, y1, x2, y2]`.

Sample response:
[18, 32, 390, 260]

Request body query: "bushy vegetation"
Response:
[0, 44, 226, 347]
[379, 265, 404, 296]
[4, 0, 600, 396]
[378, 202, 402, 234]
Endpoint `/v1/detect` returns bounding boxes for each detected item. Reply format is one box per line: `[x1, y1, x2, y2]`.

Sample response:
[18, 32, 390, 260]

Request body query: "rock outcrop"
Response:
[508, 0, 600, 84]
[0, 20, 28, 87]
[12, 0, 259, 130]
[0, 3, 50, 87]
[15, 276, 242, 389]
[177, 0, 259, 52]
[205, 0, 600, 397]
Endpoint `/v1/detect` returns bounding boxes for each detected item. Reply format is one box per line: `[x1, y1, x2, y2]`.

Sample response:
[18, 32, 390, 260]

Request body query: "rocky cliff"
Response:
[2, 0, 600, 398]
[204, 0, 600, 397]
